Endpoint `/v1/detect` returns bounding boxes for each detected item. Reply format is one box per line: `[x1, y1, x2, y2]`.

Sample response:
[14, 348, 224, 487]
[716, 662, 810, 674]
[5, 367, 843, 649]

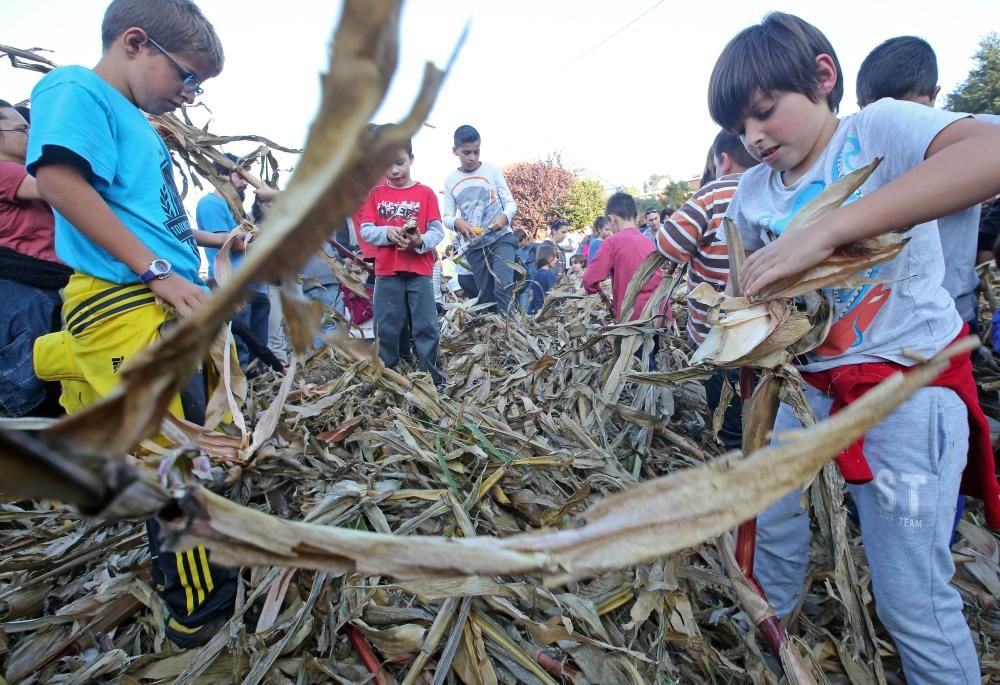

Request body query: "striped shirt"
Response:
[655, 173, 742, 344]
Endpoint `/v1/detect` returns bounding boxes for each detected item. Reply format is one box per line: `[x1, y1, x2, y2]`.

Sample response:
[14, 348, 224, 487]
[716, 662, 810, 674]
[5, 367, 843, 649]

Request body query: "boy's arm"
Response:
[488, 166, 517, 230]
[35, 164, 207, 316]
[582, 238, 613, 294]
[194, 198, 247, 252]
[656, 190, 713, 266]
[408, 188, 445, 253]
[409, 219, 445, 253]
[442, 178, 477, 236]
[192, 228, 247, 251]
[742, 117, 1000, 296]
[360, 221, 408, 247]
[14, 174, 43, 201]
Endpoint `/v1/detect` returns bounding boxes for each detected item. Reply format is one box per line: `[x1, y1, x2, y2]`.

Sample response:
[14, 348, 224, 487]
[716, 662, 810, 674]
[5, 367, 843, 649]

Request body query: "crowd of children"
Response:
[3, 1, 1000, 680]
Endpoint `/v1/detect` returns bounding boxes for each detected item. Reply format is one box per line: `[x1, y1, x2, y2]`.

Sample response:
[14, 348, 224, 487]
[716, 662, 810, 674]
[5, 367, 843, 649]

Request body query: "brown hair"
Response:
[535, 243, 556, 269]
[708, 12, 842, 132]
[102, 0, 224, 75]
[711, 129, 759, 171]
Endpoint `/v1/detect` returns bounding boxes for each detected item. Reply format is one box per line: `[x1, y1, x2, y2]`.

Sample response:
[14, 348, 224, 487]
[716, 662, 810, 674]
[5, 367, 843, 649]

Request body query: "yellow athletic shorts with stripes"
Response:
[32, 273, 184, 417]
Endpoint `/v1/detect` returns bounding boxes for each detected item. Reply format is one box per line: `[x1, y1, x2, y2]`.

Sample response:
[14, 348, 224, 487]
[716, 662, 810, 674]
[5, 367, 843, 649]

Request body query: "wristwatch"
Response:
[139, 259, 173, 284]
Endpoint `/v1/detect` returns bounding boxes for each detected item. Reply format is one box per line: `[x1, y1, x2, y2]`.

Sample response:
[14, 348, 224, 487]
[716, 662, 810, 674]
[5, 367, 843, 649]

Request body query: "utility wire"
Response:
[558, 0, 666, 73]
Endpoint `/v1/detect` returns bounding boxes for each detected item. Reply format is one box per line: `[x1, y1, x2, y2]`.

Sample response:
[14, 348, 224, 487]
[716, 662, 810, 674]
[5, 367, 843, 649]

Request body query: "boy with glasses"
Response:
[27, 0, 237, 649]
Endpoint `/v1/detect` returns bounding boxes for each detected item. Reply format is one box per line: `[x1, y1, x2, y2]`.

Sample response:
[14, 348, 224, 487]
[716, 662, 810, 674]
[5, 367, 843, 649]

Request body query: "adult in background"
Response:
[196, 153, 269, 372]
[640, 207, 661, 240]
[0, 100, 71, 416]
[539, 218, 570, 276]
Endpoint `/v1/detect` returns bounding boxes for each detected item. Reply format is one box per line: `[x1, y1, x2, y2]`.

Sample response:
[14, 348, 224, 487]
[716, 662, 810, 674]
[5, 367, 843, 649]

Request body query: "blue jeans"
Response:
[0, 280, 61, 417]
[304, 282, 345, 316]
[231, 290, 271, 370]
[468, 234, 518, 317]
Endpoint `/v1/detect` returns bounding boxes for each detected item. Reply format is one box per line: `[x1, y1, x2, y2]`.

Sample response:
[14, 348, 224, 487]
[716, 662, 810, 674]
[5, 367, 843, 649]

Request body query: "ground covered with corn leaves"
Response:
[1, 278, 998, 685]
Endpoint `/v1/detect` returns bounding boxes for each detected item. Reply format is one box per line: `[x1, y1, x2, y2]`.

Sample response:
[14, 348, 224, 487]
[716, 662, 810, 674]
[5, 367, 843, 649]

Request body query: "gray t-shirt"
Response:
[936, 114, 1000, 322]
[727, 98, 966, 372]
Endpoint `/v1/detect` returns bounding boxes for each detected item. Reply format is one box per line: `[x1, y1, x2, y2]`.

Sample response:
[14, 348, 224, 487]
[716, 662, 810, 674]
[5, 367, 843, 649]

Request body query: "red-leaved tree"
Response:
[503, 156, 575, 239]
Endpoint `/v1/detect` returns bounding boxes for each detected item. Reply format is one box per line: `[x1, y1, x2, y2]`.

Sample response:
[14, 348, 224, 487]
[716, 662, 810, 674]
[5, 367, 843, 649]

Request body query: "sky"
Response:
[5, 0, 1000, 199]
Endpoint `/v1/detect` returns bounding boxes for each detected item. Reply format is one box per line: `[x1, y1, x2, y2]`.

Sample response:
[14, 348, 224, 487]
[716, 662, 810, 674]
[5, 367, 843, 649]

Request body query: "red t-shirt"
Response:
[361, 181, 441, 277]
[0, 160, 60, 263]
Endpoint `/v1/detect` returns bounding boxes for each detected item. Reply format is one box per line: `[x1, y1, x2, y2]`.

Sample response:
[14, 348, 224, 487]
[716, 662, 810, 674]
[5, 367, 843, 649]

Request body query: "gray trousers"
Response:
[755, 384, 979, 684]
[373, 273, 443, 384]
[468, 234, 518, 317]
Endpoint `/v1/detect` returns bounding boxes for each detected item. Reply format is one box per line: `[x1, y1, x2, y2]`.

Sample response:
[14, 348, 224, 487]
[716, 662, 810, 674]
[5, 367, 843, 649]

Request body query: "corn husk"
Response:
[689, 159, 907, 369]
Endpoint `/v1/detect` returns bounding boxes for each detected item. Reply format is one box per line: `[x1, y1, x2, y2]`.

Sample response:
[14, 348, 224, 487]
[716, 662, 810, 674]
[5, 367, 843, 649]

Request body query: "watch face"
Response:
[152, 259, 171, 275]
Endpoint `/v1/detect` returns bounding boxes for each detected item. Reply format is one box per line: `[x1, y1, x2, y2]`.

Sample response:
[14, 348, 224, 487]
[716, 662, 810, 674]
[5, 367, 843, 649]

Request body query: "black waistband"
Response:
[0, 247, 72, 290]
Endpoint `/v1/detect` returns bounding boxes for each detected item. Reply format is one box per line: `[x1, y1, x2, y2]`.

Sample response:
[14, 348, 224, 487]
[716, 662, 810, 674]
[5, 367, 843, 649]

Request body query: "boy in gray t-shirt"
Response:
[710, 13, 1000, 684]
[857, 36, 1000, 333]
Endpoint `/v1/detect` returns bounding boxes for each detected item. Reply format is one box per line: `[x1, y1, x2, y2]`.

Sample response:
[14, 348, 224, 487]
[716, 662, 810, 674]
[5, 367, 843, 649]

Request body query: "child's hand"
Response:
[487, 214, 508, 231]
[741, 225, 835, 297]
[454, 219, 476, 240]
[387, 226, 407, 246]
[149, 276, 209, 318]
[228, 227, 250, 253]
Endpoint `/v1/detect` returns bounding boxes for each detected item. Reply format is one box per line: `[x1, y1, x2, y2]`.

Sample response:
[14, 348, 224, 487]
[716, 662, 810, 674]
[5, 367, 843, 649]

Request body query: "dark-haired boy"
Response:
[27, 0, 238, 648]
[857, 36, 1000, 338]
[443, 125, 518, 316]
[655, 129, 758, 450]
[583, 192, 663, 322]
[709, 12, 1000, 682]
[360, 138, 445, 385]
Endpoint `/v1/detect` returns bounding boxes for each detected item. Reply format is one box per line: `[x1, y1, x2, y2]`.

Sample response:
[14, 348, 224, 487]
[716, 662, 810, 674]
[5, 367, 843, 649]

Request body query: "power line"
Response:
[558, 0, 666, 73]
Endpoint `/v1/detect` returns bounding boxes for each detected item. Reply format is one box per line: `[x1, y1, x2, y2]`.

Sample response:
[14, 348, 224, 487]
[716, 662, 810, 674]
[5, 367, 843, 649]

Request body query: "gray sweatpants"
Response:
[755, 384, 979, 684]
[373, 273, 443, 385]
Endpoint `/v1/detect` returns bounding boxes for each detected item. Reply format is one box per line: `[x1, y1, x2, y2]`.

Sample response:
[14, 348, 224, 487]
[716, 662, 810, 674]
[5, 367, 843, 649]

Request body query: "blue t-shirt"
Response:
[588, 238, 604, 261]
[528, 268, 556, 314]
[26, 66, 203, 287]
[196, 193, 264, 293]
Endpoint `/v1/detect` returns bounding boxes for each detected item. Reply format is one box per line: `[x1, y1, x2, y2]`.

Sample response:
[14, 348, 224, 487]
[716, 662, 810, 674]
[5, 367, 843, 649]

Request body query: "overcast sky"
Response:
[6, 0, 999, 199]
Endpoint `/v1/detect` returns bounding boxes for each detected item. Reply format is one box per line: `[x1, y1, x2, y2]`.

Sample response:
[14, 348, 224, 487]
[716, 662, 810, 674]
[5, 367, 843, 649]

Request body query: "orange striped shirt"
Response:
[654, 173, 742, 344]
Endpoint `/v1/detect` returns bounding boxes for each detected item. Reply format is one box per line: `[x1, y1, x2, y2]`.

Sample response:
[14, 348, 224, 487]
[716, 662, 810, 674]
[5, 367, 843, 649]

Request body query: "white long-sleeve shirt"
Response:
[442, 162, 517, 250]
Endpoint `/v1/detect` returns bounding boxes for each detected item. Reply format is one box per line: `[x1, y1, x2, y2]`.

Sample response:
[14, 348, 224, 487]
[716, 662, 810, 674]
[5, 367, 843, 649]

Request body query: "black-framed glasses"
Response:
[0, 126, 29, 134]
[146, 35, 204, 96]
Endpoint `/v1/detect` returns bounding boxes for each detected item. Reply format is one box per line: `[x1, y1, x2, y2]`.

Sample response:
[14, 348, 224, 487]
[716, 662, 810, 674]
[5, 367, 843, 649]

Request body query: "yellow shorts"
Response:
[33, 273, 184, 416]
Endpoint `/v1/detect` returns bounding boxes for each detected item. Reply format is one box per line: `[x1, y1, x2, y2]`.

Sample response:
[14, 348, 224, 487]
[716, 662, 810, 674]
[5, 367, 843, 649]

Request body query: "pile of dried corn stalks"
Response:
[2, 3, 999, 684]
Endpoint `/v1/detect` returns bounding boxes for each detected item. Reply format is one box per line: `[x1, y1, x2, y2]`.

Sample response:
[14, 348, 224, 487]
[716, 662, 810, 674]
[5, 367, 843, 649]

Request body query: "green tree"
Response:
[628, 175, 694, 213]
[946, 33, 1000, 114]
[561, 178, 607, 231]
[661, 179, 694, 209]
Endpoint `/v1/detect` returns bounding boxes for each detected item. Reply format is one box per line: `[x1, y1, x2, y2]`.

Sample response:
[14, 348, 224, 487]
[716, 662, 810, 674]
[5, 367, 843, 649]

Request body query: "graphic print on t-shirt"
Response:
[755, 137, 891, 356]
[377, 199, 421, 224]
[159, 156, 199, 257]
[453, 181, 501, 228]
